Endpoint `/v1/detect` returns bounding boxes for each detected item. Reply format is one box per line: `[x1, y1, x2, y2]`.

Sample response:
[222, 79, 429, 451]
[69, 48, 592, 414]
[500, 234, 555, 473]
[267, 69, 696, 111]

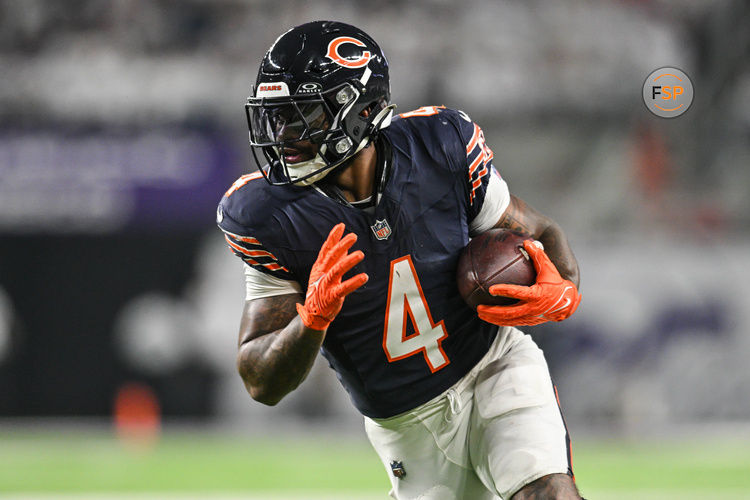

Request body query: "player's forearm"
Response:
[237, 294, 325, 406]
[536, 221, 580, 288]
[496, 195, 580, 288]
[237, 317, 324, 405]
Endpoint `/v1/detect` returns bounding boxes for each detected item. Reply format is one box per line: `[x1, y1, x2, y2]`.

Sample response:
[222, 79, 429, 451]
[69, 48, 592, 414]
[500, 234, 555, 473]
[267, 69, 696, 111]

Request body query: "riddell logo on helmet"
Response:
[326, 36, 372, 69]
[259, 85, 282, 92]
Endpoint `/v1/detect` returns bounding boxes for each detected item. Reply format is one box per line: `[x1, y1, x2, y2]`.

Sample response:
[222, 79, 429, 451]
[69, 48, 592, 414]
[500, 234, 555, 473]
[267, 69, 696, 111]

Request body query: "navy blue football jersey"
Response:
[218, 106, 503, 418]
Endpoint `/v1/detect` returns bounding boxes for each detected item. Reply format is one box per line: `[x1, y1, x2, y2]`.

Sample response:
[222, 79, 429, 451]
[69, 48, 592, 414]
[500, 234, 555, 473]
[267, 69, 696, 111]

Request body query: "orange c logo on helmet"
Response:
[326, 36, 372, 69]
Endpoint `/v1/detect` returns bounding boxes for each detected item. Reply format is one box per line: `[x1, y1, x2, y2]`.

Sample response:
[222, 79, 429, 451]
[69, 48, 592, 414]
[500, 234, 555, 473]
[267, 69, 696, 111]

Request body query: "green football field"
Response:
[1, 427, 749, 499]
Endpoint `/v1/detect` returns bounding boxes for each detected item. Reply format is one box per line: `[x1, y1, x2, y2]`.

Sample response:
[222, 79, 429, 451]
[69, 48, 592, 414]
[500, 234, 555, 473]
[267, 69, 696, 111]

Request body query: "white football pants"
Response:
[364, 326, 572, 500]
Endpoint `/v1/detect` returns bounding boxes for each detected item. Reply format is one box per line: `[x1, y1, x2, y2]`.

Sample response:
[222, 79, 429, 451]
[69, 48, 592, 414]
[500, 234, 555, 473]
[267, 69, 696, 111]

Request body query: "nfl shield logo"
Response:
[390, 460, 406, 479]
[371, 219, 392, 240]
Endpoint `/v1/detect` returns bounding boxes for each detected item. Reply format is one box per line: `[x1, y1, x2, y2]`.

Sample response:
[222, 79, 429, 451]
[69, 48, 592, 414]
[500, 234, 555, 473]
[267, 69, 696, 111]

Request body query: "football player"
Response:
[217, 21, 583, 500]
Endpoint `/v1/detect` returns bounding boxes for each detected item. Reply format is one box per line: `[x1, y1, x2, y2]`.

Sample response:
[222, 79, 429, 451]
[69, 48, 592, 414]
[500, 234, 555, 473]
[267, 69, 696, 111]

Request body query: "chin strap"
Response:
[374, 104, 397, 130]
[289, 154, 331, 186]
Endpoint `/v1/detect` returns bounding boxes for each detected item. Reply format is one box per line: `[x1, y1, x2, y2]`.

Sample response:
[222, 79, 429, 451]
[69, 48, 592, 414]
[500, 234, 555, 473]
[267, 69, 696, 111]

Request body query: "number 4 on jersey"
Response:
[383, 256, 450, 373]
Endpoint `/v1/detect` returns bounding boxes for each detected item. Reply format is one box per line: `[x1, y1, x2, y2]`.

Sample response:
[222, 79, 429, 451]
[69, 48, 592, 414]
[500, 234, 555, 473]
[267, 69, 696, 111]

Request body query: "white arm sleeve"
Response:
[469, 171, 511, 236]
[244, 263, 303, 300]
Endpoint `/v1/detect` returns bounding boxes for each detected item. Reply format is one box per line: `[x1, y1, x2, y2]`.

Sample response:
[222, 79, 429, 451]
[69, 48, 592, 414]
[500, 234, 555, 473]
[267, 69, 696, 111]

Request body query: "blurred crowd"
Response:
[2, 0, 748, 236]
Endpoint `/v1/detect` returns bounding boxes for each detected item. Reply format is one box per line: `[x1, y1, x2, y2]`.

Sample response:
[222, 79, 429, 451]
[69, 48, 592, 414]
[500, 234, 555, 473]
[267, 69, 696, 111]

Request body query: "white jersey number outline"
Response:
[382, 256, 450, 373]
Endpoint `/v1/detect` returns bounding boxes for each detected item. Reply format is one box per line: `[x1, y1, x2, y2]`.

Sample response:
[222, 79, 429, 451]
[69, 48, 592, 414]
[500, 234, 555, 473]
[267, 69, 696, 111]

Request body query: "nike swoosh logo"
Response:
[547, 286, 573, 314]
[306, 277, 323, 298]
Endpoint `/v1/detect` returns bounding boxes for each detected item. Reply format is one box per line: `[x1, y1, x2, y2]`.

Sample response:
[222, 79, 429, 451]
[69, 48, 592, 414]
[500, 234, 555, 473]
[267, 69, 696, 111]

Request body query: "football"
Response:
[456, 229, 537, 309]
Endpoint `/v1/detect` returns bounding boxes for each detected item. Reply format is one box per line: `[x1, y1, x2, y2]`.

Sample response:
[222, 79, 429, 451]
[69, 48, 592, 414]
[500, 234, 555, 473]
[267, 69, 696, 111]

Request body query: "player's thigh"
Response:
[469, 329, 571, 499]
[365, 410, 498, 500]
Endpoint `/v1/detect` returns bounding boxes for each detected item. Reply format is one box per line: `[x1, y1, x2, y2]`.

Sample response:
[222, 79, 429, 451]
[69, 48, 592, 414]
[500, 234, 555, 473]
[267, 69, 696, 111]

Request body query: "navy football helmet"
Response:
[246, 21, 395, 186]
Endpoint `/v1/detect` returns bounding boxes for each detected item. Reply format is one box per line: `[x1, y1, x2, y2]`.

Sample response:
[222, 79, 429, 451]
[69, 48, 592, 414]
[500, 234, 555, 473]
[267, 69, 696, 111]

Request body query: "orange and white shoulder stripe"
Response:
[222, 229, 290, 274]
[465, 123, 494, 204]
[224, 171, 264, 198]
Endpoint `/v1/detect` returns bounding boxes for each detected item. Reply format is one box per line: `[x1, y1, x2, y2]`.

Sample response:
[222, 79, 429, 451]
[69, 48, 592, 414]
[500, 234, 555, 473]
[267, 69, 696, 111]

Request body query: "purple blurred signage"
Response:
[0, 127, 239, 233]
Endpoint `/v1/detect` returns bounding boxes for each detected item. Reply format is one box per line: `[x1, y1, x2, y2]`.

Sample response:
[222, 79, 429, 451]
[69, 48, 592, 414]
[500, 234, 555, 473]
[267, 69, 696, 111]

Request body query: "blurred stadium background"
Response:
[1, 0, 750, 498]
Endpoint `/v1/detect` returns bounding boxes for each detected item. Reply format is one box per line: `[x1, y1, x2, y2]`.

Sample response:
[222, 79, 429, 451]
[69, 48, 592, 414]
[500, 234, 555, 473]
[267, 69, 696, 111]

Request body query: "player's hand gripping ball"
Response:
[456, 229, 537, 309]
[475, 238, 581, 326]
[296, 223, 369, 331]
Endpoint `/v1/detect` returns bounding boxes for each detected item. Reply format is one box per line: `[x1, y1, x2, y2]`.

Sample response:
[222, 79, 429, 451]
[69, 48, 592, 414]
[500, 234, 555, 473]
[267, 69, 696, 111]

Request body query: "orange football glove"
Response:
[296, 223, 369, 331]
[476, 240, 581, 326]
